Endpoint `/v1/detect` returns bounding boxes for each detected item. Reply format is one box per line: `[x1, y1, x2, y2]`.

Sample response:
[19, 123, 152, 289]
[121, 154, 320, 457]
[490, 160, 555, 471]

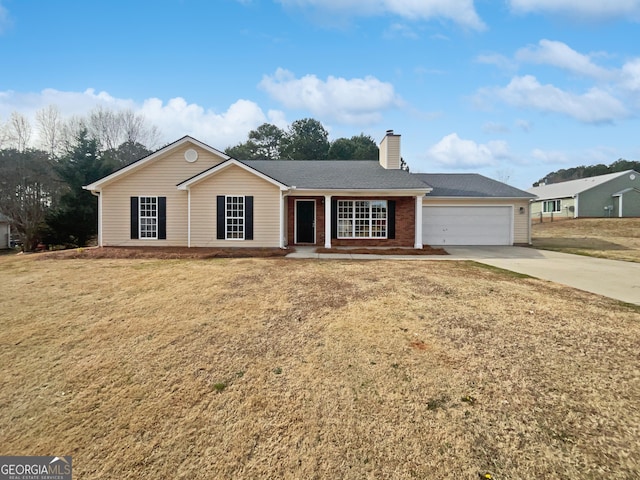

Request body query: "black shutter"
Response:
[331, 199, 337, 239]
[388, 200, 396, 239]
[245, 196, 254, 240]
[158, 197, 167, 240]
[216, 195, 225, 239]
[130, 197, 139, 239]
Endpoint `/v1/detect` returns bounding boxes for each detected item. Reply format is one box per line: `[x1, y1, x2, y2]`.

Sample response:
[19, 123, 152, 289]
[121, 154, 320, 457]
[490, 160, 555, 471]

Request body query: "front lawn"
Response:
[1, 255, 638, 479]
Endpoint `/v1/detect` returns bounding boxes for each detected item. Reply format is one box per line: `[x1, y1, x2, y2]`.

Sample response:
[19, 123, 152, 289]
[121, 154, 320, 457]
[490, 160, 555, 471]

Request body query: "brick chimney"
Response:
[379, 129, 401, 169]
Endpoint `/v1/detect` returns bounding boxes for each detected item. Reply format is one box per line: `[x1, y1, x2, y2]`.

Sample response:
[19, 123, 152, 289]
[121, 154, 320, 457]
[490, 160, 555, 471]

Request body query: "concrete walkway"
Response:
[286, 246, 640, 306]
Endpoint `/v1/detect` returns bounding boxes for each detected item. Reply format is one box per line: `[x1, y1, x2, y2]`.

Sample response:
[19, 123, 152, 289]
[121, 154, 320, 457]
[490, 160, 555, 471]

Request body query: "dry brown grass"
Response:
[1, 255, 639, 479]
[532, 218, 640, 262]
[40, 246, 292, 260]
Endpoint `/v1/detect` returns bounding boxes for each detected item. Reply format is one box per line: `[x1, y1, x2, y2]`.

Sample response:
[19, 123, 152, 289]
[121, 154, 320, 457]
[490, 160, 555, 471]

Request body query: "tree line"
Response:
[534, 158, 640, 186]
[0, 106, 157, 251]
[226, 118, 380, 161]
[2, 113, 386, 251]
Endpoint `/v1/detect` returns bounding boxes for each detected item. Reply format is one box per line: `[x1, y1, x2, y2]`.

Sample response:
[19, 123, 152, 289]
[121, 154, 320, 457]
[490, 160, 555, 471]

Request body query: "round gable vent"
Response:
[184, 149, 198, 163]
[630, 173, 636, 180]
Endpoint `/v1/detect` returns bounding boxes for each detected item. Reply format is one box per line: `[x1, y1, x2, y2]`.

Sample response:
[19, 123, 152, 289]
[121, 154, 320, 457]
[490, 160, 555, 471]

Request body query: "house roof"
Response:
[242, 160, 431, 191]
[526, 170, 639, 201]
[414, 173, 535, 198]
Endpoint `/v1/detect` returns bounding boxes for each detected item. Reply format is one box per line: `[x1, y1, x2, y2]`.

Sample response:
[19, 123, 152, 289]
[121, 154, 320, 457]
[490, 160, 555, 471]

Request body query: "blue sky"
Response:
[1, 0, 640, 188]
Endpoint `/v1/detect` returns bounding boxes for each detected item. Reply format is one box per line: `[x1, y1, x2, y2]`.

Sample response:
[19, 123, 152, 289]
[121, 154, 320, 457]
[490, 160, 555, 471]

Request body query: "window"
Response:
[216, 196, 253, 241]
[543, 199, 561, 213]
[139, 196, 158, 239]
[226, 196, 245, 240]
[130, 197, 166, 240]
[337, 200, 387, 238]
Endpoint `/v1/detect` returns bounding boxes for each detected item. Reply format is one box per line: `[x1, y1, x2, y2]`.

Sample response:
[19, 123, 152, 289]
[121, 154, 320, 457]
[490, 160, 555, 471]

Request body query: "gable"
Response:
[84, 137, 229, 191]
[178, 158, 288, 191]
[187, 162, 284, 193]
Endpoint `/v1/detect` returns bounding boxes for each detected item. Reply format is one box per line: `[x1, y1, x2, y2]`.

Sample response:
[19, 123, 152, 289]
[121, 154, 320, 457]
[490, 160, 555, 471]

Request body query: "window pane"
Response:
[139, 197, 158, 239]
[225, 196, 245, 240]
[336, 200, 387, 239]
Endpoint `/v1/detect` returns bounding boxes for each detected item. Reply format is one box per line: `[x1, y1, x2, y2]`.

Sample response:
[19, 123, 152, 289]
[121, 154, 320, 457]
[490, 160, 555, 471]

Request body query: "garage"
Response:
[422, 206, 513, 245]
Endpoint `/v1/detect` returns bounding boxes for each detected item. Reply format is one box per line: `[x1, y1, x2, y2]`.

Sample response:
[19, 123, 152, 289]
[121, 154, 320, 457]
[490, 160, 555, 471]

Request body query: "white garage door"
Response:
[422, 206, 512, 245]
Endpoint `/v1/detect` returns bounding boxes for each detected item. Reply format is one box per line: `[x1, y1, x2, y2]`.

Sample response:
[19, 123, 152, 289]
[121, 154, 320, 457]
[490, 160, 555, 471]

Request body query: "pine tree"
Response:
[46, 130, 112, 246]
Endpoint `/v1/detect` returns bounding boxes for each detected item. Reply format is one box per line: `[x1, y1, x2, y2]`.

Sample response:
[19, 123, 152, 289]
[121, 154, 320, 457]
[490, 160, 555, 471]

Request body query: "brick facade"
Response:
[287, 196, 326, 246]
[287, 195, 416, 247]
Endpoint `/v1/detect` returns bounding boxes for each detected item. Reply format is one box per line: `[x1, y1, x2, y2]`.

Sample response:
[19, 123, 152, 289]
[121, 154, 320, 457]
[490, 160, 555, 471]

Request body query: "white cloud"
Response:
[0, 88, 281, 149]
[620, 58, 640, 92]
[508, 0, 640, 20]
[481, 75, 628, 123]
[277, 0, 486, 30]
[426, 133, 510, 168]
[259, 68, 401, 124]
[516, 40, 612, 79]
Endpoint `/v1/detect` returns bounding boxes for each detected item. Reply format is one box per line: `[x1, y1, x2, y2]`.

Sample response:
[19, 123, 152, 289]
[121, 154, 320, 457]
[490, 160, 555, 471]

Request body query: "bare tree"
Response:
[36, 105, 62, 157]
[0, 116, 9, 149]
[6, 111, 32, 152]
[494, 167, 514, 184]
[87, 106, 122, 151]
[120, 109, 161, 148]
[0, 149, 59, 251]
[59, 115, 87, 151]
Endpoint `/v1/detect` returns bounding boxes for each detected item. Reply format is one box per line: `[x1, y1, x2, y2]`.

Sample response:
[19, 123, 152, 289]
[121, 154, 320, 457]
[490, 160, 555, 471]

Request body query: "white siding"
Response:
[101, 145, 226, 246]
[189, 165, 282, 247]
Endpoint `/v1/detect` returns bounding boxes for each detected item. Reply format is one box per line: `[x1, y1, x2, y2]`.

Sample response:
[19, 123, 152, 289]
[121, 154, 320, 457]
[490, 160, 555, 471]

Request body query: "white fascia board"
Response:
[424, 196, 535, 201]
[83, 136, 230, 192]
[289, 188, 431, 197]
[177, 158, 288, 191]
[612, 187, 640, 196]
[525, 194, 567, 202]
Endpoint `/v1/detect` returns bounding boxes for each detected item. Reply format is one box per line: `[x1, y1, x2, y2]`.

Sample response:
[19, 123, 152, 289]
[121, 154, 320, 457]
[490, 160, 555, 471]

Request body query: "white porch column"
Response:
[97, 192, 103, 247]
[280, 192, 286, 248]
[414, 195, 423, 249]
[187, 189, 191, 248]
[324, 195, 332, 248]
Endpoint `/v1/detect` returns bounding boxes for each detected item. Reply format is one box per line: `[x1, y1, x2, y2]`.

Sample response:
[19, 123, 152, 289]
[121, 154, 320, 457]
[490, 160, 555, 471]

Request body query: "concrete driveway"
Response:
[445, 246, 640, 306]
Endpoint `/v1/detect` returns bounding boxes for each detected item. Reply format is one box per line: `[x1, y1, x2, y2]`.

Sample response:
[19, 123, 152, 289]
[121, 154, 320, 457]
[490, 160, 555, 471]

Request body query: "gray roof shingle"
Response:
[415, 173, 535, 198]
[242, 160, 429, 190]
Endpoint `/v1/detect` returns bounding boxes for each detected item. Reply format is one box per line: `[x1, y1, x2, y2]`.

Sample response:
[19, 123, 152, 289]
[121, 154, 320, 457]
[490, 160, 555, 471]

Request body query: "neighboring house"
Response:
[83, 131, 535, 248]
[0, 214, 10, 249]
[527, 170, 640, 219]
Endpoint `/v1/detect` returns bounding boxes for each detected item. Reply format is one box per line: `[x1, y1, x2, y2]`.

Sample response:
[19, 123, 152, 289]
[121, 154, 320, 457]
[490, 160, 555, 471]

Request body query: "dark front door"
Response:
[296, 200, 315, 243]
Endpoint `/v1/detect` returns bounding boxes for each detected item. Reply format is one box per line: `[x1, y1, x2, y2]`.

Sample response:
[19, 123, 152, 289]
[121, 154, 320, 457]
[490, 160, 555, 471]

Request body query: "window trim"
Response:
[225, 195, 245, 241]
[139, 196, 158, 240]
[336, 199, 388, 239]
[543, 199, 561, 213]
